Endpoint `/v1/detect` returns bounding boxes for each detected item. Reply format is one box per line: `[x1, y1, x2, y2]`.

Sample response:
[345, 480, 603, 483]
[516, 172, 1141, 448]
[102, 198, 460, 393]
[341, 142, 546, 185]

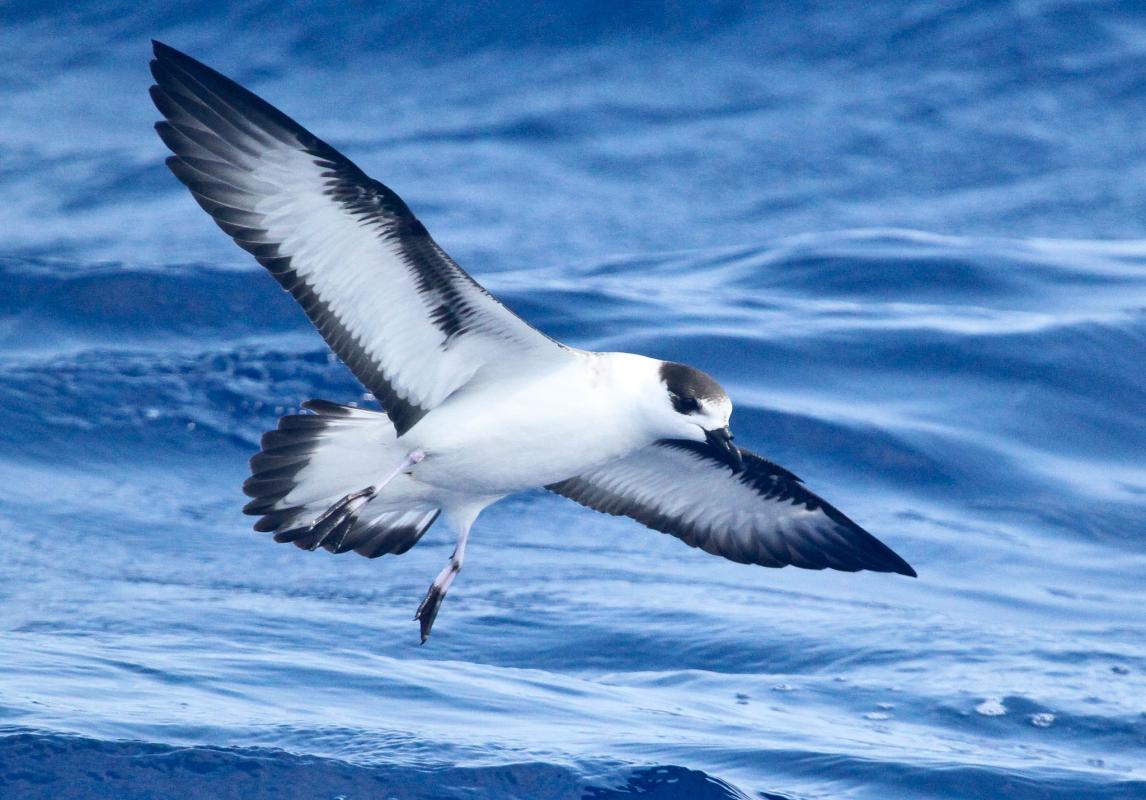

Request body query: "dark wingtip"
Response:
[871, 543, 916, 578]
[876, 540, 916, 577]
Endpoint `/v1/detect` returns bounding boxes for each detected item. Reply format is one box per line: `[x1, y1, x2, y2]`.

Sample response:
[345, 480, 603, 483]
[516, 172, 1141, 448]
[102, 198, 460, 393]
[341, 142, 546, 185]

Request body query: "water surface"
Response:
[1, 3, 1145, 798]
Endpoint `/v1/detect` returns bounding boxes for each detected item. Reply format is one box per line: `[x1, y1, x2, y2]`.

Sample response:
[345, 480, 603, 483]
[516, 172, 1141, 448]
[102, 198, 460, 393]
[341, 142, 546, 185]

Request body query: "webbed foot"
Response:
[414, 557, 460, 643]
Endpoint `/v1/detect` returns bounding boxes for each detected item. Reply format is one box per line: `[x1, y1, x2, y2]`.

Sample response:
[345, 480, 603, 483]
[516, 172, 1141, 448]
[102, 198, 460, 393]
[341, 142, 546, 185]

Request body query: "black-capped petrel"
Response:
[149, 41, 915, 643]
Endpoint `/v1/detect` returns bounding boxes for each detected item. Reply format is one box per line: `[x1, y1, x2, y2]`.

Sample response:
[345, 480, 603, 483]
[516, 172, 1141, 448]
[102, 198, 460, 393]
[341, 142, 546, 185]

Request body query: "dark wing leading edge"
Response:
[547, 440, 916, 576]
[149, 41, 570, 435]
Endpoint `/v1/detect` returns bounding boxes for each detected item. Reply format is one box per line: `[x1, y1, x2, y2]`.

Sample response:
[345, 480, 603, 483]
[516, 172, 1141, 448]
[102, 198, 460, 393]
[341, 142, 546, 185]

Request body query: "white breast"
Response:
[405, 352, 660, 496]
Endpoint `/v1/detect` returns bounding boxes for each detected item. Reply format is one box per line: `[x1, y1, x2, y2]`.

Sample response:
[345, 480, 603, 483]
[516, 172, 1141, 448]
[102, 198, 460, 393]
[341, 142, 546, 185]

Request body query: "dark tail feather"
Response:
[243, 400, 439, 559]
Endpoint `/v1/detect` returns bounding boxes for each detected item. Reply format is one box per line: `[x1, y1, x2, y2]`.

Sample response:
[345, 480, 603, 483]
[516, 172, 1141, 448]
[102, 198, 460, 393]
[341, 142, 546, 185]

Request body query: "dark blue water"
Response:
[2, 3, 1145, 798]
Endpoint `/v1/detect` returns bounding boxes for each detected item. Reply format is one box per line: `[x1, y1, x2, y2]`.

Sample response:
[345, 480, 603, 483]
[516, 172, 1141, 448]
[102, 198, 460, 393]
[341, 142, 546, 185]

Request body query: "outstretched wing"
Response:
[149, 41, 570, 435]
[548, 440, 916, 575]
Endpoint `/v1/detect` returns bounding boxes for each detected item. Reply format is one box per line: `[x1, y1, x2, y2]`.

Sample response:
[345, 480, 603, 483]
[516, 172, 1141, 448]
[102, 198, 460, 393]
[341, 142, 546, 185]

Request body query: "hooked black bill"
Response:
[704, 426, 744, 473]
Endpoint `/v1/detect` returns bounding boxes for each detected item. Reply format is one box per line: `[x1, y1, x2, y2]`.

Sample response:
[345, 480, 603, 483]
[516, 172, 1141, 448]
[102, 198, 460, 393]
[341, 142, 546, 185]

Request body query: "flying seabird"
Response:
[149, 41, 915, 643]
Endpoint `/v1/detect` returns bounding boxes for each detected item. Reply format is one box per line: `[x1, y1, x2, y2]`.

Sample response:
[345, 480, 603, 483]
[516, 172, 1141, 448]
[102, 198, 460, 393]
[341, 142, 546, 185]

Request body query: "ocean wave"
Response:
[4, 3, 1146, 797]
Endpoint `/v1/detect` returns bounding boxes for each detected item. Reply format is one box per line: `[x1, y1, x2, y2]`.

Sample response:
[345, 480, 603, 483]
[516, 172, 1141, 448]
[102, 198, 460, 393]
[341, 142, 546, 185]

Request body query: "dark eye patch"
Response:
[670, 393, 701, 414]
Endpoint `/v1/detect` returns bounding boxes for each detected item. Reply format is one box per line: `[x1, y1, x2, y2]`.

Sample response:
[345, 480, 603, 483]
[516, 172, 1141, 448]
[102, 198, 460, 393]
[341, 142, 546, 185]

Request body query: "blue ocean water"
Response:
[2, 2, 1145, 798]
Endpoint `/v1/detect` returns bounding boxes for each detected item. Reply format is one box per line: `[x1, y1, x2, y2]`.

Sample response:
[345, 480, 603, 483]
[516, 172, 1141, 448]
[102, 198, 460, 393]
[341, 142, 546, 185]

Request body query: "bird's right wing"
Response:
[150, 41, 571, 436]
[548, 440, 916, 575]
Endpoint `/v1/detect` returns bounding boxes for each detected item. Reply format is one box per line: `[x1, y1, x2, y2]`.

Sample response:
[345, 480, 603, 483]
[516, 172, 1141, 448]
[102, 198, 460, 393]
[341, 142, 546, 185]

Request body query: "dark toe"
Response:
[415, 585, 445, 643]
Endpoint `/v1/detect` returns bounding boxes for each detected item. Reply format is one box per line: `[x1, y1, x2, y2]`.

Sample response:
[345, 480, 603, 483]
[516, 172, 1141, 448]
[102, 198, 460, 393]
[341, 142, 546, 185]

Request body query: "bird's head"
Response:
[653, 361, 742, 472]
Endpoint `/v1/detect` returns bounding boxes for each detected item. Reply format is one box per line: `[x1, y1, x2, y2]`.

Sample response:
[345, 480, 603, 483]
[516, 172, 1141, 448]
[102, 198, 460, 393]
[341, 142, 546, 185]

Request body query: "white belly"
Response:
[401, 356, 651, 496]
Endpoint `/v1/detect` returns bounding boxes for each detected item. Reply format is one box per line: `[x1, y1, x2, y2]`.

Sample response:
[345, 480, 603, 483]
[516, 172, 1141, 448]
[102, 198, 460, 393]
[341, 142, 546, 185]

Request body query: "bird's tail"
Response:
[242, 400, 439, 558]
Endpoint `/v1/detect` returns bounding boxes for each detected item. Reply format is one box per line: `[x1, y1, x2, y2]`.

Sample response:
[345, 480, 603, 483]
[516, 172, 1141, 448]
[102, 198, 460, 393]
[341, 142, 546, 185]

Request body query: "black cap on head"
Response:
[659, 362, 725, 414]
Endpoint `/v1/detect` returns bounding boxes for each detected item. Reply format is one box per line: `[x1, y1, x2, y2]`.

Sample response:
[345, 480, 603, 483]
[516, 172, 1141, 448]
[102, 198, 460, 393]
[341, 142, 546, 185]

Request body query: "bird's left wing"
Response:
[547, 440, 916, 575]
[149, 41, 571, 436]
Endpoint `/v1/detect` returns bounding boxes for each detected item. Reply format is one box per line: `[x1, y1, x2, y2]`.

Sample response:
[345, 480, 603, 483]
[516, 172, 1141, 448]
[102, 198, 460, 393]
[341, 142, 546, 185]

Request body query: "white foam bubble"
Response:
[975, 698, 1007, 717]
